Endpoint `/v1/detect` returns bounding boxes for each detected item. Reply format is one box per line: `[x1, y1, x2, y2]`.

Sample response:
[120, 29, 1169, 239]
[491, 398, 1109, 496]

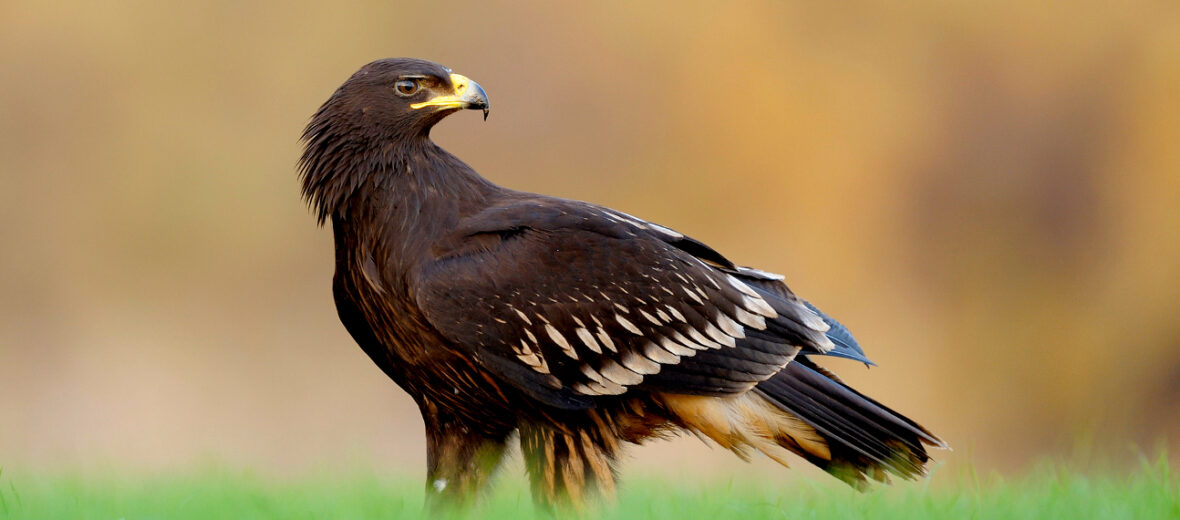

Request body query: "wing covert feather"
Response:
[414, 200, 834, 407]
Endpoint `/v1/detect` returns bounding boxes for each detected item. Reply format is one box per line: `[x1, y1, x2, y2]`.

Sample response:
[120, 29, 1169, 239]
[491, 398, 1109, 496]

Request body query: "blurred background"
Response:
[2, 0, 1178, 483]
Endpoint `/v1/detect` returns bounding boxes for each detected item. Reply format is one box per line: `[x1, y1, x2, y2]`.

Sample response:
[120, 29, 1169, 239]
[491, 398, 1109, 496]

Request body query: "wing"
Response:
[412, 199, 837, 410]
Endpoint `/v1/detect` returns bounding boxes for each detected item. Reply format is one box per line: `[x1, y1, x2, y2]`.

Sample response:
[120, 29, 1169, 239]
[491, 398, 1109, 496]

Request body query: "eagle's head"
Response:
[299, 58, 490, 223]
[312, 58, 489, 140]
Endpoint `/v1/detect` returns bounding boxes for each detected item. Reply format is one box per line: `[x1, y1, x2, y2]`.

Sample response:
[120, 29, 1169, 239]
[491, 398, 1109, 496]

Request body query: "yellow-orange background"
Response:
[2, 1, 1178, 481]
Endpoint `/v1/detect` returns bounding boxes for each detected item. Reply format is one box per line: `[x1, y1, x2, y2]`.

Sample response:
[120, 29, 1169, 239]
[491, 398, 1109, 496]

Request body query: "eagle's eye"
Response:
[394, 79, 420, 97]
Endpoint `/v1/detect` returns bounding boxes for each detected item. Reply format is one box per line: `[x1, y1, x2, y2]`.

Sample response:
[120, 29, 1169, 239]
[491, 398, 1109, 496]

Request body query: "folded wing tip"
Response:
[801, 301, 875, 365]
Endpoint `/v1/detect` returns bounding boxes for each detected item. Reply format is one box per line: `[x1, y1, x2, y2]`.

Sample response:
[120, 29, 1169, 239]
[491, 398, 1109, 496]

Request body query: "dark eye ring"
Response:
[394, 79, 419, 96]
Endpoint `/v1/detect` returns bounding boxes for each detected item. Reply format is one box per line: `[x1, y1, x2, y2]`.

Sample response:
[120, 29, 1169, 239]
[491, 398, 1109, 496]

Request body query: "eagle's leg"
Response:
[519, 421, 621, 513]
[420, 399, 512, 511]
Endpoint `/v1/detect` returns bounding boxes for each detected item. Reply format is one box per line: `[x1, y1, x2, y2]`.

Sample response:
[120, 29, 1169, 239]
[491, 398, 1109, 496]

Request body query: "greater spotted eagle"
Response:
[299, 57, 946, 511]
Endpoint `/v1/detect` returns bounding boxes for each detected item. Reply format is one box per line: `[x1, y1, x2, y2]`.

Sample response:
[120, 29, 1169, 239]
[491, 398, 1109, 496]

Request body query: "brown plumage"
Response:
[299, 57, 946, 511]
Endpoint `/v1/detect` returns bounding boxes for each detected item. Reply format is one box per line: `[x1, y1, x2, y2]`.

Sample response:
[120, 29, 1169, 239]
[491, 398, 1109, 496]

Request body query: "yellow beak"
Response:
[410, 73, 490, 120]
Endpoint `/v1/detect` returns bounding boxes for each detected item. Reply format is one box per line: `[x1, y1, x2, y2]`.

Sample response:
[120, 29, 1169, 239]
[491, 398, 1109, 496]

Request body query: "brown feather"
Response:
[660, 393, 832, 464]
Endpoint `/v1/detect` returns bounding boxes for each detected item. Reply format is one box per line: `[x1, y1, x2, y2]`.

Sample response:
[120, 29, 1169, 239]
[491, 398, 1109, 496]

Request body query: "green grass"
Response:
[0, 456, 1176, 519]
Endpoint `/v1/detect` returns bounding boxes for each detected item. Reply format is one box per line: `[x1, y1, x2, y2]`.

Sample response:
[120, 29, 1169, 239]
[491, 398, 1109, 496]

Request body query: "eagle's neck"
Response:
[303, 119, 495, 216]
[315, 135, 496, 268]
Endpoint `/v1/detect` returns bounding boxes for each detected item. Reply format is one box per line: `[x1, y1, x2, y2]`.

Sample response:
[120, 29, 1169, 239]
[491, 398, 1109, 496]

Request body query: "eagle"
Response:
[299, 58, 946, 511]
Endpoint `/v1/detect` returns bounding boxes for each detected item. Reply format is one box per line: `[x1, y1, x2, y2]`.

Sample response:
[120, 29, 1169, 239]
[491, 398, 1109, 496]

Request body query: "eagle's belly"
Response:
[334, 266, 518, 432]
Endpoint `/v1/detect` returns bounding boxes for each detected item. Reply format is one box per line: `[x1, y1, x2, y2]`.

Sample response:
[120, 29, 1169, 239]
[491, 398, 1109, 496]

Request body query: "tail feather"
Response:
[756, 360, 946, 487]
[661, 359, 945, 489]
